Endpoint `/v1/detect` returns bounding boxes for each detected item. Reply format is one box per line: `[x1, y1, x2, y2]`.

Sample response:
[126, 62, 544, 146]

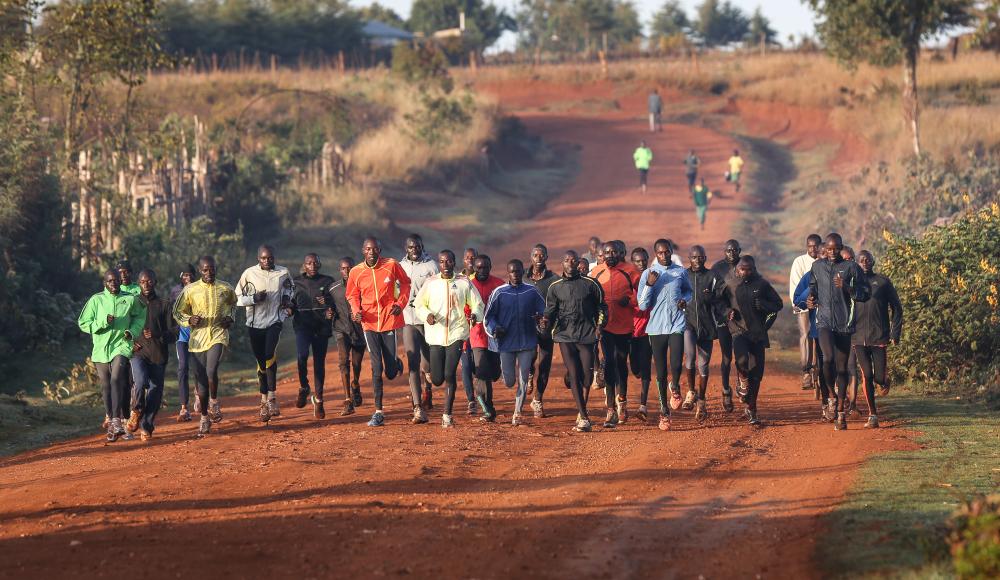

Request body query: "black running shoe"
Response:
[352, 383, 363, 407]
[296, 387, 310, 409]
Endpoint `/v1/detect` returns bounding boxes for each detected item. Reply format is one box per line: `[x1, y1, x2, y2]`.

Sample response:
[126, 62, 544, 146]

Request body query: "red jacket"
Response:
[468, 275, 505, 349]
[591, 262, 639, 335]
[633, 305, 650, 337]
[346, 257, 411, 332]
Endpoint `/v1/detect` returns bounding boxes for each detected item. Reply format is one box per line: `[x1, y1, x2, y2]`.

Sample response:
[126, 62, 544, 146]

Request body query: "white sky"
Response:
[352, 0, 818, 52]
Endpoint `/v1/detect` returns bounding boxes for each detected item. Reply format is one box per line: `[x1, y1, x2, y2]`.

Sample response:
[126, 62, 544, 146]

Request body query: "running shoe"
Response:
[441, 414, 455, 429]
[826, 399, 838, 423]
[312, 396, 325, 420]
[736, 377, 748, 403]
[595, 363, 606, 390]
[530, 399, 545, 418]
[106, 419, 119, 442]
[259, 401, 271, 423]
[139, 429, 151, 442]
[864, 415, 880, 429]
[658, 415, 671, 431]
[177, 407, 191, 423]
[526, 373, 535, 397]
[695, 400, 708, 424]
[801, 372, 813, 390]
[198, 415, 211, 435]
[367, 411, 384, 427]
[194, 394, 202, 413]
[834, 412, 847, 431]
[511, 413, 523, 426]
[879, 379, 891, 397]
[616, 396, 628, 424]
[480, 413, 496, 423]
[635, 404, 648, 423]
[681, 390, 696, 411]
[126, 410, 141, 433]
[352, 383, 363, 407]
[669, 385, 683, 410]
[102, 415, 111, 430]
[745, 408, 761, 426]
[848, 400, 859, 417]
[209, 399, 223, 423]
[341, 399, 355, 416]
[722, 390, 734, 413]
[421, 387, 433, 410]
[572, 417, 592, 432]
[117, 420, 132, 440]
[411, 406, 428, 424]
[268, 397, 280, 417]
[296, 388, 310, 409]
[603, 408, 619, 428]
[467, 400, 477, 416]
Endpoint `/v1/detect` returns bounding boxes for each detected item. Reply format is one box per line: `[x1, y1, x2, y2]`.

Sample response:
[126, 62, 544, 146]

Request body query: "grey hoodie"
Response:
[400, 253, 439, 325]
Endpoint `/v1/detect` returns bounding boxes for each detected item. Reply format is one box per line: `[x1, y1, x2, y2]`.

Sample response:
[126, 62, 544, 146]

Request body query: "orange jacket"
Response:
[591, 262, 639, 335]
[346, 257, 411, 332]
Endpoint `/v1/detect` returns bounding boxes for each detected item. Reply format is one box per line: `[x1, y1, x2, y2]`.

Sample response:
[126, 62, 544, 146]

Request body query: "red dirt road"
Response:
[0, 82, 909, 579]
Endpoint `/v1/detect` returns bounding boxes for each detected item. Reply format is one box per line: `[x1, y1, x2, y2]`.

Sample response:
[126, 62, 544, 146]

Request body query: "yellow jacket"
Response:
[172, 279, 238, 353]
[413, 274, 484, 347]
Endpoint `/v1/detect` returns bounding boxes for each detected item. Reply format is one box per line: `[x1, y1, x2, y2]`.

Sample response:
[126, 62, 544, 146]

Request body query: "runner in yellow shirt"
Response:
[727, 149, 744, 193]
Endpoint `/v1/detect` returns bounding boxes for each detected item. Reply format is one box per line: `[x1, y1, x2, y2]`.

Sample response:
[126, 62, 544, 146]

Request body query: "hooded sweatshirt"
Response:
[400, 253, 439, 325]
[346, 257, 411, 333]
[78, 289, 146, 363]
[484, 282, 546, 352]
[413, 274, 484, 347]
[236, 265, 294, 329]
[637, 261, 693, 335]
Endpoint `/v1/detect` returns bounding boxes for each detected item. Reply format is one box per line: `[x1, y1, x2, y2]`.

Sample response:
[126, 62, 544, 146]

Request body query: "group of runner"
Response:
[78, 227, 903, 440]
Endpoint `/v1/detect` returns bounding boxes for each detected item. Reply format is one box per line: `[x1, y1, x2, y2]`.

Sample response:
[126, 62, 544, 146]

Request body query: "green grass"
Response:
[820, 393, 1000, 578]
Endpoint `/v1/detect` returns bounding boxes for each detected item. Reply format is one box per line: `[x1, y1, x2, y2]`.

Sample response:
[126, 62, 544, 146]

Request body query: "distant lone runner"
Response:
[634, 140, 653, 194]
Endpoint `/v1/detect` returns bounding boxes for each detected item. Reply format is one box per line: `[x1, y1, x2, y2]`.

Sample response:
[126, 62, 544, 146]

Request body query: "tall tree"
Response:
[747, 6, 777, 47]
[805, 0, 972, 155]
[651, 0, 689, 40]
[408, 0, 516, 53]
[609, 1, 642, 49]
[356, 2, 406, 29]
[693, 0, 749, 46]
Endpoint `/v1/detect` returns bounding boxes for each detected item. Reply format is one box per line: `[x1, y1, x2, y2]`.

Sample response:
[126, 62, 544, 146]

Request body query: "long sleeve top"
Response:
[413, 274, 484, 347]
[172, 279, 238, 353]
[345, 257, 411, 333]
[236, 265, 293, 329]
[483, 282, 546, 352]
[78, 289, 146, 363]
[637, 262, 693, 335]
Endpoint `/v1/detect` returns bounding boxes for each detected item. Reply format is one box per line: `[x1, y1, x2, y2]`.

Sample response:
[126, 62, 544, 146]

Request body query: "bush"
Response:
[403, 92, 475, 146]
[881, 204, 1000, 395]
[42, 359, 102, 406]
[948, 494, 1000, 579]
[391, 42, 453, 92]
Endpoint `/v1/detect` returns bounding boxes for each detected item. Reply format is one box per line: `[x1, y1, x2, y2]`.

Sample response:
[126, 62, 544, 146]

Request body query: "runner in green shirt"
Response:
[117, 260, 140, 296]
[633, 140, 653, 194]
[692, 178, 712, 230]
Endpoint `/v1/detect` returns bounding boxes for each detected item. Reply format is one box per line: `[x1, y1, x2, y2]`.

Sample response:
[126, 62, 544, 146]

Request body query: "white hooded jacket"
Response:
[413, 274, 484, 347]
[236, 264, 293, 329]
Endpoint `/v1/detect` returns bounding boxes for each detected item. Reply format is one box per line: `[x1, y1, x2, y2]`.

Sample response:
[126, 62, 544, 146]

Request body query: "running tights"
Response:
[717, 325, 734, 392]
[429, 341, 463, 415]
[818, 328, 852, 412]
[500, 349, 534, 415]
[249, 323, 282, 395]
[295, 330, 329, 399]
[628, 336, 652, 406]
[683, 328, 714, 376]
[559, 342, 595, 419]
[96, 355, 130, 419]
[364, 329, 401, 410]
[191, 344, 224, 414]
[473, 347, 501, 416]
[530, 334, 554, 401]
[854, 345, 887, 415]
[402, 324, 431, 407]
[649, 333, 684, 413]
[733, 336, 766, 410]
[337, 332, 365, 400]
[600, 332, 631, 408]
[176, 341, 190, 407]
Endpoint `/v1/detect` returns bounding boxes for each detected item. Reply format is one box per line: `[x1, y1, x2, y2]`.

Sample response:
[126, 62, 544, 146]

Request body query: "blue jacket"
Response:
[637, 262, 693, 335]
[793, 272, 818, 339]
[484, 283, 546, 352]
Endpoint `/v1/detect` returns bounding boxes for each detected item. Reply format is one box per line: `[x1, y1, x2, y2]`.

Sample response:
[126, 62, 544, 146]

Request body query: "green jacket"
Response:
[633, 147, 652, 170]
[78, 289, 146, 363]
[121, 283, 140, 296]
[693, 185, 710, 207]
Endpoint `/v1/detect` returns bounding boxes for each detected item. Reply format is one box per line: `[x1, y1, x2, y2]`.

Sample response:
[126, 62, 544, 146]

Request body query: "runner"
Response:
[590, 241, 640, 427]
[853, 250, 904, 428]
[648, 88, 663, 133]
[412, 250, 485, 428]
[793, 249, 831, 413]
[637, 239, 693, 430]
[331, 257, 367, 416]
[727, 149, 744, 193]
[171, 264, 196, 422]
[577, 255, 591, 275]
[684, 150, 700, 191]
[125, 270, 174, 441]
[691, 178, 711, 230]
[236, 245, 294, 423]
[468, 255, 505, 422]
[400, 234, 439, 423]
[459, 247, 479, 416]
[116, 260, 140, 296]
[291, 253, 335, 419]
[524, 244, 559, 418]
[806, 233, 869, 430]
[840, 245, 863, 415]
[721, 256, 784, 425]
[346, 237, 410, 427]
[541, 251, 607, 432]
[634, 140, 653, 194]
[78, 269, 145, 441]
[711, 239, 742, 410]
[581, 236, 602, 265]
[172, 255, 238, 435]
[484, 259, 546, 426]
[789, 234, 823, 392]
[627, 248, 653, 422]
[682, 245, 728, 422]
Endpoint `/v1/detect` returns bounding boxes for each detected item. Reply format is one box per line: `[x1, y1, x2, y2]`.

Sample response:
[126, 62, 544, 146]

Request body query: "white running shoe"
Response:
[530, 399, 545, 418]
[511, 413, 523, 426]
[441, 414, 455, 428]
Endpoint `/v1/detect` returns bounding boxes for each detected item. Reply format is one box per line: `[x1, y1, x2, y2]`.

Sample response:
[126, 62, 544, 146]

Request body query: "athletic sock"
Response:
[267, 391, 276, 401]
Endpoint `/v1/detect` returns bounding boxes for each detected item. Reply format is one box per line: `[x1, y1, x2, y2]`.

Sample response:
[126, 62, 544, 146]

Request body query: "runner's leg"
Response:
[559, 342, 590, 420]
[139, 362, 166, 434]
[532, 334, 554, 402]
[460, 342, 475, 406]
[337, 333, 352, 401]
[176, 341, 190, 408]
[311, 334, 329, 400]
[96, 362, 113, 419]
[696, 338, 713, 399]
[649, 334, 670, 415]
[717, 325, 734, 394]
[191, 350, 210, 415]
[403, 325, 425, 407]
[263, 322, 282, 395]
[248, 326, 269, 396]
[295, 328, 312, 394]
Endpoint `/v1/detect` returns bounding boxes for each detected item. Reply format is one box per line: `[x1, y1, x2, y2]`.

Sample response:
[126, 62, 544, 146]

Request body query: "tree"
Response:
[356, 2, 406, 30]
[609, 1, 642, 50]
[970, 0, 1000, 53]
[651, 0, 690, 41]
[693, 0, 749, 46]
[408, 0, 516, 54]
[747, 6, 778, 47]
[806, 0, 972, 156]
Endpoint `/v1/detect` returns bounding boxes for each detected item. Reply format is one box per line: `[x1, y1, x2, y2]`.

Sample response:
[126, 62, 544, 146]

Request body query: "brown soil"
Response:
[0, 80, 911, 579]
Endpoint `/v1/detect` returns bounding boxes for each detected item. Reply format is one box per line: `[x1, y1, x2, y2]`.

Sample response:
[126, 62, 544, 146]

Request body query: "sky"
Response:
[352, 0, 819, 52]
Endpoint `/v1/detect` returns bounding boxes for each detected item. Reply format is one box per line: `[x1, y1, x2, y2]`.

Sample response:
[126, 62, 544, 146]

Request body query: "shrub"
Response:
[403, 92, 475, 146]
[948, 494, 1000, 579]
[391, 42, 452, 92]
[42, 359, 102, 406]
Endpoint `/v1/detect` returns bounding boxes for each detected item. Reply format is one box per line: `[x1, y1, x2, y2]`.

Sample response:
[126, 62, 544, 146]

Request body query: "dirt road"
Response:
[0, 82, 909, 579]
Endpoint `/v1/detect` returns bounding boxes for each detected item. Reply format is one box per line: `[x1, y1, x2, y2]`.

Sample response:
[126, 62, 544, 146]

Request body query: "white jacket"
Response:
[236, 265, 293, 328]
[400, 253, 439, 325]
[789, 253, 816, 310]
[413, 274, 484, 346]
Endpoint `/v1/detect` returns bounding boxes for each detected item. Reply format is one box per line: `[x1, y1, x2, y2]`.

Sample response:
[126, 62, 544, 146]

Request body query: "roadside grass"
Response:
[819, 392, 1000, 578]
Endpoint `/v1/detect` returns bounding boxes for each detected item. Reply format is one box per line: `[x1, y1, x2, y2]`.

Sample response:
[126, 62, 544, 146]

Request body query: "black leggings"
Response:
[295, 330, 329, 398]
[733, 336, 766, 410]
[191, 344, 225, 414]
[818, 328, 852, 411]
[559, 342, 595, 419]
[530, 333, 554, 400]
[717, 325, 734, 391]
[96, 355, 130, 418]
[364, 330, 401, 410]
[429, 341, 463, 415]
[249, 323, 282, 395]
[403, 324, 431, 406]
[854, 345, 887, 415]
[600, 331, 631, 407]
[337, 332, 365, 400]
[649, 333, 684, 414]
[628, 335, 652, 405]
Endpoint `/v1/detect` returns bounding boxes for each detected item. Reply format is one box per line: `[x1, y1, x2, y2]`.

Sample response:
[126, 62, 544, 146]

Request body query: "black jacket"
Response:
[136, 293, 175, 365]
[723, 273, 783, 347]
[292, 273, 335, 337]
[330, 278, 365, 346]
[852, 272, 903, 346]
[710, 258, 738, 282]
[808, 258, 870, 333]
[526, 269, 558, 338]
[543, 274, 607, 344]
[685, 268, 727, 340]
